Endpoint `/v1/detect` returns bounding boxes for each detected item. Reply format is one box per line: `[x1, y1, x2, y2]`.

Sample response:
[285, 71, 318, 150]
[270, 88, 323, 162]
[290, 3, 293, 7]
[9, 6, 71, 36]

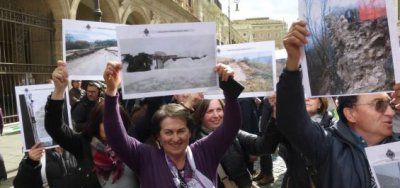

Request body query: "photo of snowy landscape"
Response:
[63, 20, 120, 80]
[117, 23, 217, 99]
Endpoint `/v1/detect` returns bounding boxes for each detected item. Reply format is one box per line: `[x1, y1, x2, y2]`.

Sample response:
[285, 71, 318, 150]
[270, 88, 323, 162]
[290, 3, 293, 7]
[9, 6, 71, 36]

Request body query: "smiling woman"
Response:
[103, 61, 243, 187]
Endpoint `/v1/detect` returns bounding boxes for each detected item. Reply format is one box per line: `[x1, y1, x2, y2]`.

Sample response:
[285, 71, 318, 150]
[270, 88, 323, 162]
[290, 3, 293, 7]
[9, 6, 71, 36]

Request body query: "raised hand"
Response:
[28, 143, 44, 162]
[214, 63, 234, 82]
[391, 83, 400, 110]
[103, 61, 122, 96]
[283, 21, 309, 71]
[51, 60, 68, 100]
[268, 94, 277, 118]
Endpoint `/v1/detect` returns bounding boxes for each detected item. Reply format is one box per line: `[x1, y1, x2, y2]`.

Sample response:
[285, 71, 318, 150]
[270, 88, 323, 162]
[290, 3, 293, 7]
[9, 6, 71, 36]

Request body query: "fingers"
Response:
[52, 60, 68, 83]
[57, 60, 66, 68]
[289, 21, 308, 34]
[391, 83, 400, 109]
[104, 61, 122, 81]
[215, 63, 234, 82]
[28, 143, 44, 161]
[285, 20, 309, 45]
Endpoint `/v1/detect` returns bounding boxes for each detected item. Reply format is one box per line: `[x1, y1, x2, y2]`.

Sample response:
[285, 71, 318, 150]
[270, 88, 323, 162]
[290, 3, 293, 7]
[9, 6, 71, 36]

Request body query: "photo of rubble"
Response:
[299, 0, 399, 96]
[117, 22, 217, 99]
[63, 20, 120, 80]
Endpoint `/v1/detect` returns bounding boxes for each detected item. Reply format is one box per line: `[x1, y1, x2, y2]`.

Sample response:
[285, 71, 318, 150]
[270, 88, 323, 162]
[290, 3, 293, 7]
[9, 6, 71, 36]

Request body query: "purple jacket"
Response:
[103, 93, 241, 188]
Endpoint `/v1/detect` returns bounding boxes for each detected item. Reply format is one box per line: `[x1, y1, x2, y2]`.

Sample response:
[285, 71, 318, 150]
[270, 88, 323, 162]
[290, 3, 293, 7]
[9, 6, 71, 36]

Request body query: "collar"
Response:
[333, 121, 368, 149]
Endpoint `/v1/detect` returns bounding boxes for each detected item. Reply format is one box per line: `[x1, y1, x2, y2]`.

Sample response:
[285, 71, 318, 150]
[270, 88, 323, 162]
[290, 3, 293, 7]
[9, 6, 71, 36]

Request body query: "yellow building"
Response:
[187, 0, 245, 44]
[232, 17, 288, 49]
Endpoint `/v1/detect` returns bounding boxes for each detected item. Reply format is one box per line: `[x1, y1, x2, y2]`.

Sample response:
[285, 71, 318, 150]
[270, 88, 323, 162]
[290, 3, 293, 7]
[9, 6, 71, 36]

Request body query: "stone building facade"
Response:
[232, 17, 288, 49]
[182, 0, 245, 44]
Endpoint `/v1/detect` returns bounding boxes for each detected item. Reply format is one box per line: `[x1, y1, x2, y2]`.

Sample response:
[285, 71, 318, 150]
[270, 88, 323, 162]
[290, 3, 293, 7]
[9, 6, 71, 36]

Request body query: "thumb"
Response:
[57, 60, 66, 68]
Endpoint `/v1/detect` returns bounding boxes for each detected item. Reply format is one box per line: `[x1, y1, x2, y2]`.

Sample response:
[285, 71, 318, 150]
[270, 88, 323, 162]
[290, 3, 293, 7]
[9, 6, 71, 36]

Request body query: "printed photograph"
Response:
[366, 141, 400, 188]
[275, 49, 287, 84]
[15, 84, 66, 151]
[117, 23, 218, 99]
[373, 161, 400, 188]
[217, 41, 275, 98]
[299, 0, 400, 96]
[63, 19, 120, 80]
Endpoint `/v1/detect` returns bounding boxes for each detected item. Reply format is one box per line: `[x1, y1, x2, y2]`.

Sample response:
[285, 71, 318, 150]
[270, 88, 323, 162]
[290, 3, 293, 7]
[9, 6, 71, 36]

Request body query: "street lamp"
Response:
[228, 0, 239, 44]
[94, 0, 102, 22]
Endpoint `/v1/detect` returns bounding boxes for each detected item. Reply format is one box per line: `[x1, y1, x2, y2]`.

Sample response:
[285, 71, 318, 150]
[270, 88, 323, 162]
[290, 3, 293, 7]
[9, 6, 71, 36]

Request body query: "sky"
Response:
[219, 0, 299, 28]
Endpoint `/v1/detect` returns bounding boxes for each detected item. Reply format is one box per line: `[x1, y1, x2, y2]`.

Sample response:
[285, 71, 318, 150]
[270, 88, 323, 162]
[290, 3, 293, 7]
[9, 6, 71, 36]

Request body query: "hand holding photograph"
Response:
[63, 19, 121, 80]
[205, 41, 275, 99]
[15, 84, 72, 151]
[117, 22, 218, 99]
[366, 141, 400, 188]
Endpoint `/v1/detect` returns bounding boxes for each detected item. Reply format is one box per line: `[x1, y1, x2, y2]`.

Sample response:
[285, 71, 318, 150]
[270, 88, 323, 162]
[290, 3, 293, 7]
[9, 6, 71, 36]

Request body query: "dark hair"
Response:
[151, 103, 193, 136]
[192, 99, 225, 126]
[87, 81, 103, 91]
[85, 101, 132, 139]
[337, 96, 358, 123]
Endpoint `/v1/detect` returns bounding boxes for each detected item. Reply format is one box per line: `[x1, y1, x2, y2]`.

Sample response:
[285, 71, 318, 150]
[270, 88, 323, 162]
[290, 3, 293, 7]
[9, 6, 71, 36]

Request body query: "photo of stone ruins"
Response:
[303, 0, 394, 95]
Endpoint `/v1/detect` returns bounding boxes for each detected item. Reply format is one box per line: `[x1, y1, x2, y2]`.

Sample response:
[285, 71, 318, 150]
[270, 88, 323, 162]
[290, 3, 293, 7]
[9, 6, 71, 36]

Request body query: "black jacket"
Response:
[193, 127, 277, 187]
[276, 69, 400, 188]
[71, 96, 98, 132]
[238, 98, 260, 134]
[45, 99, 101, 188]
[13, 150, 80, 188]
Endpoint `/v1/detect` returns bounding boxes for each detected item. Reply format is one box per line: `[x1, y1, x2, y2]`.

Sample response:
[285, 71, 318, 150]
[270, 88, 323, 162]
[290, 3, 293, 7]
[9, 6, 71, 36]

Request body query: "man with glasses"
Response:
[71, 81, 103, 132]
[277, 20, 400, 188]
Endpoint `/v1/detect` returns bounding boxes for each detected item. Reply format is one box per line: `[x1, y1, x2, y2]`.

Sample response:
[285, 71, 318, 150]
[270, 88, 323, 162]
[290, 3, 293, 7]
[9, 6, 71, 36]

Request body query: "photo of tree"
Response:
[300, 0, 400, 96]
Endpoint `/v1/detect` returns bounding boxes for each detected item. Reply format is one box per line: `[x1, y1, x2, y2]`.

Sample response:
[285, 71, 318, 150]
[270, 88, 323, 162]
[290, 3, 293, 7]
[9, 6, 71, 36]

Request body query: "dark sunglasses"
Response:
[355, 99, 396, 113]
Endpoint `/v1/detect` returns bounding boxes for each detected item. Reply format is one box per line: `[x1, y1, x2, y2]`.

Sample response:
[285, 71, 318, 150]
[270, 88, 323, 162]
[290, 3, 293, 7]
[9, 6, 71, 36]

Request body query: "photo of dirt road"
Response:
[217, 41, 275, 98]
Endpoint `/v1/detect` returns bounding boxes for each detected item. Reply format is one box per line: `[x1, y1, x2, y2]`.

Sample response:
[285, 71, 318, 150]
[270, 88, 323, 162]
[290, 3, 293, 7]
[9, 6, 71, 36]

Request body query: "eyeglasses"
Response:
[354, 99, 396, 113]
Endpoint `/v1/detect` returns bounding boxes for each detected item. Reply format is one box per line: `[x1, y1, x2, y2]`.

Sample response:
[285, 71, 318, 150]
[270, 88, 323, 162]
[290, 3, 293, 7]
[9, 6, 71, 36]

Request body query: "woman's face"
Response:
[157, 117, 191, 158]
[99, 123, 107, 141]
[202, 100, 224, 130]
[305, 98, 321, 116]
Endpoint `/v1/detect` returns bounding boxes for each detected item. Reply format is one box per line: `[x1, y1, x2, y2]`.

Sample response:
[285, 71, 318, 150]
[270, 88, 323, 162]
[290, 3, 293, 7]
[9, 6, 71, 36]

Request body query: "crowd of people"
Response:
[5, 21, 400, 188]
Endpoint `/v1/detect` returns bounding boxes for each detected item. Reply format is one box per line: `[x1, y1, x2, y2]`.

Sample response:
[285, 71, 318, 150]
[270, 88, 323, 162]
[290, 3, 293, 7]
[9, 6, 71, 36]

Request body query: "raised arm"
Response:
[192, 64, 243, 163]
[238, 118, 283, 155]
[102, 61, 146, 172]
[44, 61, 84, 157]
[276, 21, 331, 164]
[238, 95, 282, 155]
